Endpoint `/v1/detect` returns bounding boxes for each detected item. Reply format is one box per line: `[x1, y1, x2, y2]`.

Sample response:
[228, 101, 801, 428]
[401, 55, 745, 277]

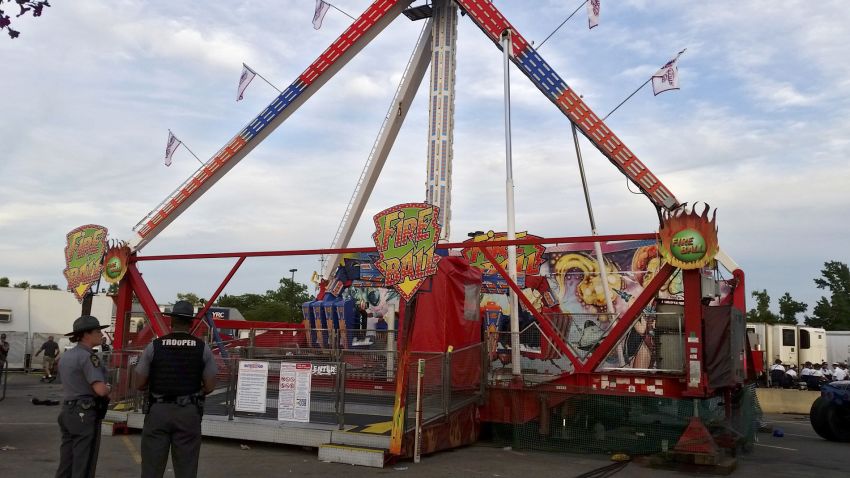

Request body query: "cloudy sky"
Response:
[1, 0, 848, 319]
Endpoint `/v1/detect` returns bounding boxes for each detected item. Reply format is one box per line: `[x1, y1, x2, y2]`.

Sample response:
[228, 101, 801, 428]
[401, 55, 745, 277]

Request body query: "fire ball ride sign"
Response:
[372, 203, 442, 300]
[102, 242, 131, 285]
[658, 203, 719, 270]
[63, 224, 108, 301]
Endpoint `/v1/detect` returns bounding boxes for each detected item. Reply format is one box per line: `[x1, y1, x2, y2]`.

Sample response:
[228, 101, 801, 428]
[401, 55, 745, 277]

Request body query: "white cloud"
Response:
[1, 0, 848, 314]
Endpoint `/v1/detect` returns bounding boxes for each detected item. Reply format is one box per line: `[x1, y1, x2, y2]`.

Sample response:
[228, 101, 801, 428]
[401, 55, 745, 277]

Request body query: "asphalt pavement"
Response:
[1, 372, 848, 477]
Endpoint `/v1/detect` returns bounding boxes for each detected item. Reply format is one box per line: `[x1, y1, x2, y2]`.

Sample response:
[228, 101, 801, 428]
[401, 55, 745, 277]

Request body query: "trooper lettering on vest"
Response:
[149, 332, 205, 399]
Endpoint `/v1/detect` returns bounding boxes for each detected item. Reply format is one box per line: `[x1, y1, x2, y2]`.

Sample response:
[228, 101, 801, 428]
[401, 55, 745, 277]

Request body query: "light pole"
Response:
[289, 268, 297, 283]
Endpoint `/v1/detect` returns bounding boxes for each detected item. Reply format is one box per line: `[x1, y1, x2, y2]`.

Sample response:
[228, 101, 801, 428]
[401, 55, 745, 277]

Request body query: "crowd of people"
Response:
[768, 359, 848, 389]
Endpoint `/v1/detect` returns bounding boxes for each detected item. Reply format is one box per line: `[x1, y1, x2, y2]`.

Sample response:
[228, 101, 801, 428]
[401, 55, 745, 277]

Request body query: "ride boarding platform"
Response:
[107, 340, 485, 467]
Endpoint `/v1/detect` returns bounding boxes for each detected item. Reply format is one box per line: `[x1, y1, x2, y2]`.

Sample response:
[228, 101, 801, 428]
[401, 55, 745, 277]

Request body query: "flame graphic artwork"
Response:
[102, 240, 131, 285]
[658, 203, 719, 270]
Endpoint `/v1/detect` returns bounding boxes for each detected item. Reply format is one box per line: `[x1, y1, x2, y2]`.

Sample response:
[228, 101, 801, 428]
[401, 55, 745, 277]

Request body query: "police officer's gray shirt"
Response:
[58, 343, 107, 401]
[135, 341, 218, 383]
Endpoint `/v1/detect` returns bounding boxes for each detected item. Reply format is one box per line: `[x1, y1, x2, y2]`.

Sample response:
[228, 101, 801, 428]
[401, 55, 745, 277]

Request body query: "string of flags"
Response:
[165, 1, 682, 167]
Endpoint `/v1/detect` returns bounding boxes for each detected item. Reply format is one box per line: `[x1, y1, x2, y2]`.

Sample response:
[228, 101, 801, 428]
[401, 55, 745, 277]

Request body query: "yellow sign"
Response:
[372, 203, 441, 301]
[63, 225, 108, 301]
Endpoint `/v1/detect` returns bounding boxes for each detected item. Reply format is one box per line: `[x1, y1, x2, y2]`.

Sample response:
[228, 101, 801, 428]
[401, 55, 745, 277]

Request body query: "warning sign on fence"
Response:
[235, 360, 269, 413]
[277, 362, 312, 422]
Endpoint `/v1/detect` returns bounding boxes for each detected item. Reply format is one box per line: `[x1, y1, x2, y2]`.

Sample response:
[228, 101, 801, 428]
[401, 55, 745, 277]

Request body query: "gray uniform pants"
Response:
[56, 406, 102, 478]
[141, 402, 202, 478]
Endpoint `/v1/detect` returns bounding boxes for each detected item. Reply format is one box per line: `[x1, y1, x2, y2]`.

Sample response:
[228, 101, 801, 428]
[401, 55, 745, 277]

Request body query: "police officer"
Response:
[134, 300, 217, 478]
[56, 315, 111, 478]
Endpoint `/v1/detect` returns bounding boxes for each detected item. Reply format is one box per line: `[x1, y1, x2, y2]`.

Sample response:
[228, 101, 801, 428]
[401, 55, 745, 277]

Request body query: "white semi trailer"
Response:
[746, 323, 827, 370]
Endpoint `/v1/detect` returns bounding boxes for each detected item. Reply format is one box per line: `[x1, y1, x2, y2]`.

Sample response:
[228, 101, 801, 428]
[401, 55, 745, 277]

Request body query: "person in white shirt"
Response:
[769, 359, 786, 388]
[821, 362, 833, 380]
[833, 363, 848, 381]
[786, 364, 798, 379]
[800, 362, 813, 377]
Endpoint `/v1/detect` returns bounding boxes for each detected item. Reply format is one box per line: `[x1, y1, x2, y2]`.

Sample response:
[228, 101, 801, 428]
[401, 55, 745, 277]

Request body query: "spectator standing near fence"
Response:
[35, 335, 60, 382]
[56, 315, 111, 478]
[0, 333, 9, 367]
[134, 300, 217, 478]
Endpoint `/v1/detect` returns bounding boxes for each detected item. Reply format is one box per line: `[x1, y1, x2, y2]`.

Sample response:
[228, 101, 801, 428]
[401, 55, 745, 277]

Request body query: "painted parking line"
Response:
[769, 420, 811, 425]
[0, 422, 54, 426]
[755, 443, 797, 451]
[781, 432, 819, 439]
[121, 435, 142, 464]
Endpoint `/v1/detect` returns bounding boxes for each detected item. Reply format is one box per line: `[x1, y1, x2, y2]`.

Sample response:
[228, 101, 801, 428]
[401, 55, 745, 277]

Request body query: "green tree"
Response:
[777, 292, 807, 325]
[217, 277, 314, 324]
[746, 289, 779, 324]
[0, 277, 9, 287]
[13, 281, 29, 289]
[176, 292, 206, 306]
[805, 261, 850, 330]
[30, 284, 60, 290]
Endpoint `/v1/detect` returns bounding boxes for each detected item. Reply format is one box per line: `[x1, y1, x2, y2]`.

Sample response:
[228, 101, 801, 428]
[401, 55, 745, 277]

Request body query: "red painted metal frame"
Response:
[190, 257, 246, 336]
[127, 262, 168, 338]
[115, 233, 659, 360]
[132, 233, 657, 262]
[681, 268, 708, 396]
[477, 246, 579, 366]
[580, 262, 677, 373]
[477, 246, 679, 377]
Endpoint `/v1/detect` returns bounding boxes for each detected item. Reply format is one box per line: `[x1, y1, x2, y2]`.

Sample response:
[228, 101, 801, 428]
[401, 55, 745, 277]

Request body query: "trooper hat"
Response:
[164, 300, 196, 321]
[65, 315, 109, 336]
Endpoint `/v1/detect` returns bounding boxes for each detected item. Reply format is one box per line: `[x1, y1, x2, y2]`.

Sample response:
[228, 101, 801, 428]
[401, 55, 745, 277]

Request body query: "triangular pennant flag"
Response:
[164, 130, 182, 167]
[587, 0, 600, 29]
[237, 63, 257, 102]
[313, 0, 331, 30]
[651, 49, 686, 95]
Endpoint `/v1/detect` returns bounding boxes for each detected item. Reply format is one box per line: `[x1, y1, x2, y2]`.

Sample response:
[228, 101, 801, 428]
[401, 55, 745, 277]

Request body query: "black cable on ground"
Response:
[572, 460, 629, 478]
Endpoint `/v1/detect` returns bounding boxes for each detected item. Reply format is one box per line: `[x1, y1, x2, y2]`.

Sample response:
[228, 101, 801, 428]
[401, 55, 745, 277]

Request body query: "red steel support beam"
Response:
[112, 273, 134, 353]
[127, 263, 168, 338]
[478, 246, 580, 367]
[191, 256, 246, 336]
[134, 233, 657, 262]
[681, 268, 707, 396]
[580, 262, 677, 373]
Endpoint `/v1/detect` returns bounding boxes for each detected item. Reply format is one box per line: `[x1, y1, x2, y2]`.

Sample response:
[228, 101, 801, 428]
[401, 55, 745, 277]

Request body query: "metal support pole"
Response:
[337, 362, 347, 430]
[501, 29, 521, 376]
[414, 358, 425, 464]
[570, 122, 615, 319]
[443, 352, 451, 418]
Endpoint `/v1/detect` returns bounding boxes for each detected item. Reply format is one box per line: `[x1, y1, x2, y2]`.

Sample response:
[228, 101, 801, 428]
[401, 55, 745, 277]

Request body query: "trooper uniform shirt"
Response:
[136, 332, 217, 478]
[59, 343, 107, 401]
[56, 343, 108, 478]
[135, 333, 217, 396]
